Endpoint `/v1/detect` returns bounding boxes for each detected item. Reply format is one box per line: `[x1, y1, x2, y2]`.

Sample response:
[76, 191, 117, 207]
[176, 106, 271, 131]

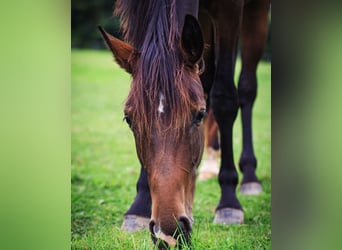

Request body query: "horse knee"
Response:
[210, 91, 239, 124]
[238, 70, 257, 107]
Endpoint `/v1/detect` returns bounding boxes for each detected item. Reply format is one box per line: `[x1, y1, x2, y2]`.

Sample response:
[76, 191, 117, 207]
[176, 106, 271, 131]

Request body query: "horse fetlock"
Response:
[239, 162, 260, 185]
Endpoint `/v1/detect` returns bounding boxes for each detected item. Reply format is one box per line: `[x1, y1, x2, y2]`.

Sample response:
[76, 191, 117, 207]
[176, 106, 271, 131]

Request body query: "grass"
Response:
[71, 49, 271, 249]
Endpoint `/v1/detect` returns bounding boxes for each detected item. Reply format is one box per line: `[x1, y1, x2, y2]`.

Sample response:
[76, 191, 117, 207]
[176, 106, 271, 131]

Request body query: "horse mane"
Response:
[115, 0, 179, 50]
[115, 0, 204, 156]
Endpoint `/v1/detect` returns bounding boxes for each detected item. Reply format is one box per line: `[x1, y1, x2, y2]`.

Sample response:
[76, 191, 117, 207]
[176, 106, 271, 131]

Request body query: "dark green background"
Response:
[71, 0, 271, 60]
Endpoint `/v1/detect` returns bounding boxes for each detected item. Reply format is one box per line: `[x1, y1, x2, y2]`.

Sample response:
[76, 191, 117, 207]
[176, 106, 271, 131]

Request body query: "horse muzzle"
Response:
[149, 216, 192, 249]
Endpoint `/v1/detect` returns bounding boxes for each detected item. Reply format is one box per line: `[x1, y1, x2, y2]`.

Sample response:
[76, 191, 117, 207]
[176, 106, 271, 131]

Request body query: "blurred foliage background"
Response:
[71, 0, 122, 48]
[71, 0, 271, 60]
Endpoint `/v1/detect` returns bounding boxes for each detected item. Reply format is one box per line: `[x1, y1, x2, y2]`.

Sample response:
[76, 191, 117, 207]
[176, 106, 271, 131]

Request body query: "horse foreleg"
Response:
[121, 166, 151, 232]
[204, 0, 245, 225]
[210, 3, 244, 226]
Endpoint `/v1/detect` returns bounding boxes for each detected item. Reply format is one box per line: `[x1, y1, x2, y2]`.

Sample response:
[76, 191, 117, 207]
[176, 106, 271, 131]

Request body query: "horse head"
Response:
[100, 15, 205, 248]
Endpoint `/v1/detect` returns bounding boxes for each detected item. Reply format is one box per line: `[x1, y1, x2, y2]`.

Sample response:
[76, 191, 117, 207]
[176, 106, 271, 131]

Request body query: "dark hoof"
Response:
[240, 182, 262, 195]
[213, 208, 244, 224]
[121, 215, 150, 233]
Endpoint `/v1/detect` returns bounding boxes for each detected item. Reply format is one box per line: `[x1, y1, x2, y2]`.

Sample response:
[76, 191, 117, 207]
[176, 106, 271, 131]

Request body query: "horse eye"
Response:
[193, 109, 207, 126]
[123, 115, 132, 127]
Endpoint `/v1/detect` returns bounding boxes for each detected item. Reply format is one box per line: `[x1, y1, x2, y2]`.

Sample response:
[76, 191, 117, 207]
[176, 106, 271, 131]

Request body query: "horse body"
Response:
[99, 0, 270, 248]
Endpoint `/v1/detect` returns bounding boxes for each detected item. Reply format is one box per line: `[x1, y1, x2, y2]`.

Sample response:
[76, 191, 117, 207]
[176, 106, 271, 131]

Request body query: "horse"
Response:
[99, 0, 270, 248]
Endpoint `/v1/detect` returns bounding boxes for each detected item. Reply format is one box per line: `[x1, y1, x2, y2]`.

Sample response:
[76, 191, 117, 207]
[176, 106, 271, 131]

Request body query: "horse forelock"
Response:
[115, 0, 179, 50]
[116, 0, 205, 160]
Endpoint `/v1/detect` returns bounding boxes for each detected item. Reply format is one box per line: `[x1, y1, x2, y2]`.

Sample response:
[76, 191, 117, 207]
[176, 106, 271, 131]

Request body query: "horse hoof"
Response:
[121, 215, 150, 233]
[213, 208, 244, 224]
[240, 182, 262, 195]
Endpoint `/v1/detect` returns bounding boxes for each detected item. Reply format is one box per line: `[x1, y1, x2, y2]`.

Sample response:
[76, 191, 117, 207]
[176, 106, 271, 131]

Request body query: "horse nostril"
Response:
[149, 220, 162, 246]
[179, 216, 192, 233]
[149, 220, 156, 235]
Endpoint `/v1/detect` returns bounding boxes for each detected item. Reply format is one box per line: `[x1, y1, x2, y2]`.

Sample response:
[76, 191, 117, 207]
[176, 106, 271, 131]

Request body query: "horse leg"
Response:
[198, 109, 220, 181]
[238, 0, 270, 195]
[209, 0, 244, 224]
[198, 8, 220, 181]
[121, 166, 151, 232]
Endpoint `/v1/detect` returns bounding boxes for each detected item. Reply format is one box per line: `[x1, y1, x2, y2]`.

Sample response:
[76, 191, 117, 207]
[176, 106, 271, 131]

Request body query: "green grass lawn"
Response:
[71, 49, 271, 249]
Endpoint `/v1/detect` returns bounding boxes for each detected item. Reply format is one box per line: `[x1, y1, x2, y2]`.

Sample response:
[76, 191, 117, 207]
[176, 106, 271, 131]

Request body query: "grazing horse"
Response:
[99, 0, 270, 248]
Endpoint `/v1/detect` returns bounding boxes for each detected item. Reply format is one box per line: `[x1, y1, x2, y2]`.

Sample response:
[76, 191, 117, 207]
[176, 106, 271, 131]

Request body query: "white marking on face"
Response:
[158, 93, 165, 113]
[153, 224, 177, 247]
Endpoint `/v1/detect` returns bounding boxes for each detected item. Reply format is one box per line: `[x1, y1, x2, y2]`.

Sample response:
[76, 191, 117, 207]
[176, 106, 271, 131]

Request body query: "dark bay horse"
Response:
[99, 0, 269, 248]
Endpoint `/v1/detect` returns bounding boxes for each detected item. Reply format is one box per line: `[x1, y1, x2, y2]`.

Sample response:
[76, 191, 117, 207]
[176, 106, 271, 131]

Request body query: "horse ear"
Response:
[98, 26, 133, 74]
[181, 15, 204, 66]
